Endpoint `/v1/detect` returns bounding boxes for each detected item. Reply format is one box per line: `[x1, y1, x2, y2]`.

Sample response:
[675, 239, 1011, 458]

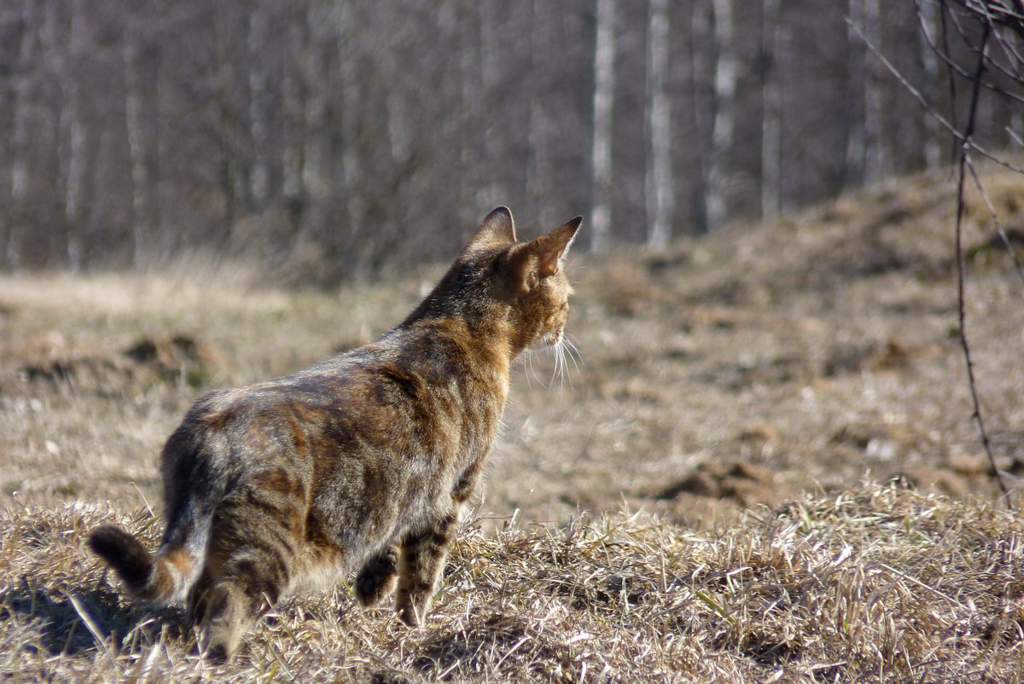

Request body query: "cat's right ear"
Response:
[466, 207, 517, 252]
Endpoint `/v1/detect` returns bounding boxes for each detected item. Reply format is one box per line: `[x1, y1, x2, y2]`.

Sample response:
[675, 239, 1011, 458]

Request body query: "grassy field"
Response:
[1, 165, 1023, 680]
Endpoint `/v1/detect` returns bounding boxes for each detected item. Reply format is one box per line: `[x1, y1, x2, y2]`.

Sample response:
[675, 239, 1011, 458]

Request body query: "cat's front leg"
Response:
[396, 511, 458, 627]
[452, 456, 485, 505]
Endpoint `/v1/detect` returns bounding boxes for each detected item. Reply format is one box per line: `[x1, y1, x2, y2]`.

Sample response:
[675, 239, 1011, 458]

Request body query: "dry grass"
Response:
[1, 163, 1024, 680]
[2, 483, 1024, 681]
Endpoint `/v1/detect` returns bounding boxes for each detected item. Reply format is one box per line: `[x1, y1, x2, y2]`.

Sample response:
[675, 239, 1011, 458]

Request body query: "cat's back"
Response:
[162, 321, 507, 494]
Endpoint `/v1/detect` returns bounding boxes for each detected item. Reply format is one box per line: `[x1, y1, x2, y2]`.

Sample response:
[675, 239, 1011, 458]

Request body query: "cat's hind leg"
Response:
[355, 545, 399, 607]
[194, 488, 302, 662]
[396, 512, 458, 627]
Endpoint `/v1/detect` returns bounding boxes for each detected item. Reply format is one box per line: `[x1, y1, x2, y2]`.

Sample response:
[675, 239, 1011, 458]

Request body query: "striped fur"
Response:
[88, 207, 581, 662]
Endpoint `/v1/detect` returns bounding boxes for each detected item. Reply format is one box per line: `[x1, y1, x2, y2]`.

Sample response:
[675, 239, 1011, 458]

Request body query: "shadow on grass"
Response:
[0, 581, 188, 656]
[413, 612, 569, 680]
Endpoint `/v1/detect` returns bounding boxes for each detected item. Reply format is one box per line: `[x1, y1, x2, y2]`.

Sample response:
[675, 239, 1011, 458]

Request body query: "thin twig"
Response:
[946, 0, 1024, 84]
[846, 17, 1024, 176]
[964, 156, 1024, 287]
[916, 1, 1024, 105]
[952, 22, 1010, 501]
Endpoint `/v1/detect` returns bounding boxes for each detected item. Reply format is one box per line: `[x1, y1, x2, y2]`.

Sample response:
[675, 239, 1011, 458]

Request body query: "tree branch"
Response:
[951, 22, 1011, 501]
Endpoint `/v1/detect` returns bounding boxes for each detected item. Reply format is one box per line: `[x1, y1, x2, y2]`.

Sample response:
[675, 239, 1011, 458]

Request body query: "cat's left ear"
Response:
[533, 216, 583, 278]
[467, 206, 517, 252]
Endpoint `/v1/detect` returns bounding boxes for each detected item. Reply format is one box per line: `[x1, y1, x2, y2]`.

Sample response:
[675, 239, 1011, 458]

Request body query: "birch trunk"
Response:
[526, 0, 551, 224]
[302, 5, 328, 204]
[645, 0, 673, 248]
[919, 0, 941, 168]
[282, 12, 307, 231]
[760, 0, 782, 219]
[337, 1, 364, 243]
[51, 0, 87, 271]
[844, 0, 866, 186]
[122, 29, 150, 270]
[708, 0, 735, 231]
[590, 0, 615, 252]
[479, 0, 503, 206]
[246, 1, 270, 207]
[459, 0, 483, 222]
[687, 1, 713, 234]
[381, 4, 405, 166]
[7, 0, 38, 268]
[862, 0, 884, 183]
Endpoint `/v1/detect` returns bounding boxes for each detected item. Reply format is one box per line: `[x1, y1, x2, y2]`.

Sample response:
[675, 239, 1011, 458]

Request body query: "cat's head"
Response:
[463, 207, 582, 352]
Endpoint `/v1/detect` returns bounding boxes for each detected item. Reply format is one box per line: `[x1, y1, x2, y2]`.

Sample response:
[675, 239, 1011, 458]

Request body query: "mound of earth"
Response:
[18, 335, 218, 394]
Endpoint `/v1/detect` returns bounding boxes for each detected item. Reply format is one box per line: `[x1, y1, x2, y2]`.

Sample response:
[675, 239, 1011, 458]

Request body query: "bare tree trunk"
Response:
[479, 0, 503, 208]
[590, 0, 615, 252]
[760, 0, 782, 219]
[862, 0, 884, 183]
[246, 1, 270, 208]
[919, 0, 942, 168]
[50, 0, 87, 271]
[338, 1, 363, 242]
[526, 0, 552, 224]
[122, 28, 150, 270]
[645, 0, 673, 248]
[708, 0, 736, 230]
[381, 4, 406, 166]
[687, 1, 713, 234]
[7, 0, 38, 269]
[458, 0, 484, 224]
[844, 0, 866, 187]
[282, 10, 307, 232]
[300, 2, 332, 242]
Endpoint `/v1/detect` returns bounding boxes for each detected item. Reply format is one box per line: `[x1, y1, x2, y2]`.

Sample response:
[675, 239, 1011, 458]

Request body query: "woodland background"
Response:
[4, 2, 1024, 679]
[2, 0, 1018, 281]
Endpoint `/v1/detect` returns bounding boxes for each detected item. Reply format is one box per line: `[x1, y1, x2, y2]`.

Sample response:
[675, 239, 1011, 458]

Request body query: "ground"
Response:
[0, 164, 1022, 680]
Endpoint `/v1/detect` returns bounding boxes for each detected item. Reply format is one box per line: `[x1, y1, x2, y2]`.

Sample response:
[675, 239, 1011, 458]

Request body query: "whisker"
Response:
[556, 338, 572, 390]
[556, 341, 564, 390]
[562, 335, 583, 372]
[563, 334, 584, 368]
[549, 342, 560, 386]
[525, 348, 542, 388]
[561, 343, 570, 389]
[569, 335, 584, 362]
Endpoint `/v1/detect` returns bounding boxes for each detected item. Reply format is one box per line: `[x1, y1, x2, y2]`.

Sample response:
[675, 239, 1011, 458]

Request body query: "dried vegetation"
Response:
[2, 484, 1024, 681]
[1, 165, 1023, 679]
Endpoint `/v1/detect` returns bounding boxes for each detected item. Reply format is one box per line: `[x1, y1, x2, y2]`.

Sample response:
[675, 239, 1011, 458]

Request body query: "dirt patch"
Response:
[897, 467, 973, 498]
[19, 357, 130, 394]
[590, 260, 669, 317]
[694, 356, 808, 392]
[19, 334, 218, 394]
[122, 334, 219, 384]
[822, 339, 911, 377]
[654, 462, 780, 509]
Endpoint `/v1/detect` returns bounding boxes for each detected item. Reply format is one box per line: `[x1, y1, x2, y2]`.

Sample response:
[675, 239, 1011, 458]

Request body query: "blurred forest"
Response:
[0, 0, 1020, 282]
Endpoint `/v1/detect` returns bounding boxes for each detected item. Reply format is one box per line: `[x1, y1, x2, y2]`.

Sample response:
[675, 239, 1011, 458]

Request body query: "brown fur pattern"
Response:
[88, 207, 581, 661]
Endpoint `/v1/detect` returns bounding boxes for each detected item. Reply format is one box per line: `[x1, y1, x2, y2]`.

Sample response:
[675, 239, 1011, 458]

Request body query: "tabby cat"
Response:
[89, 207, 581, 661]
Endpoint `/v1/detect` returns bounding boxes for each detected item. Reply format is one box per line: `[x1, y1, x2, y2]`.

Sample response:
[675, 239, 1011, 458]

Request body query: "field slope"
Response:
[1, 164, 1023, 680]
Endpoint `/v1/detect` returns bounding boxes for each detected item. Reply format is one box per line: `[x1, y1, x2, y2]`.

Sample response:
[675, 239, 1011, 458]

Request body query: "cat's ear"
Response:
[532, 216, 583, 278]
[467, 206, 517, 252]
[505, 216, 583, 292]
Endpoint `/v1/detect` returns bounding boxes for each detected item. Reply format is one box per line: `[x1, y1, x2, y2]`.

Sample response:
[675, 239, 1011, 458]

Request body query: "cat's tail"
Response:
[89, 501, 212, 605]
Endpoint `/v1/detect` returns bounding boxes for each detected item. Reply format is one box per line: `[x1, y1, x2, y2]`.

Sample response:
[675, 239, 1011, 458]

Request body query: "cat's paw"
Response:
[355, 547, 399, 607]
[397, 603, 422, 627]
[355, 568, 398, 607]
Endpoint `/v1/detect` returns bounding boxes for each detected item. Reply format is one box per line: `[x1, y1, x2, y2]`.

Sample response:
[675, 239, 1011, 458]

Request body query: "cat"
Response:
[89, 207, 582, 662]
